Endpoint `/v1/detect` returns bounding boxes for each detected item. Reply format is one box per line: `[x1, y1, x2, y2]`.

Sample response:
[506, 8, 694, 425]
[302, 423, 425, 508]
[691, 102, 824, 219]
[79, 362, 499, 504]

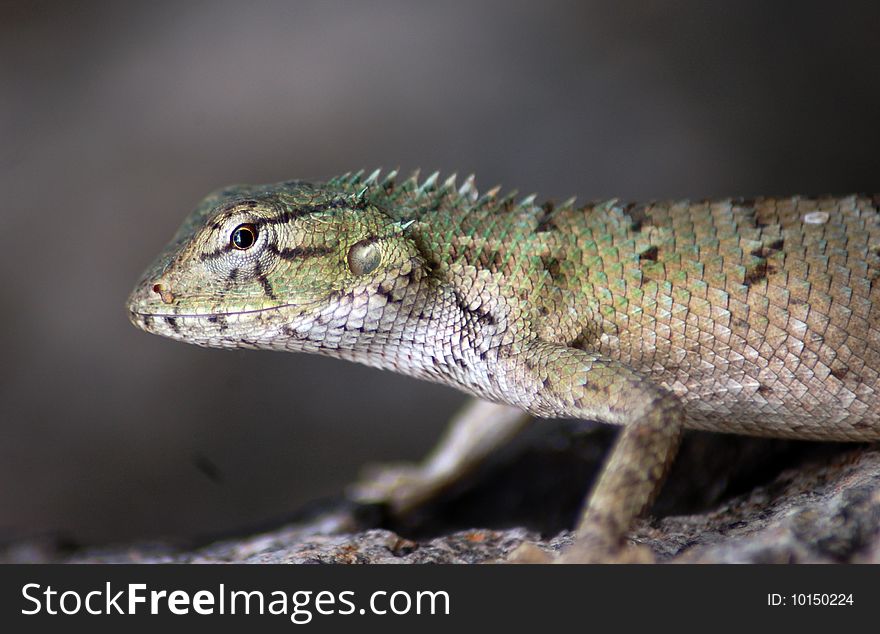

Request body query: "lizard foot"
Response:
[348, 462, 441, 515]
[348, 401, 532, 516]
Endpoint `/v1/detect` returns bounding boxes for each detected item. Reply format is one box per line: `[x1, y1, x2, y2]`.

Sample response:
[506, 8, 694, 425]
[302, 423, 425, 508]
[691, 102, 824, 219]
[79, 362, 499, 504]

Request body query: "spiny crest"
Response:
[326, 168, 565, 221]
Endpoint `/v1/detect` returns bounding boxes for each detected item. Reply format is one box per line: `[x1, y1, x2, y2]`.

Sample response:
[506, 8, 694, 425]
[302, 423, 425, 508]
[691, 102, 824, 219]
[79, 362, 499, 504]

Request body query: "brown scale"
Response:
[495, 195, 880, 439]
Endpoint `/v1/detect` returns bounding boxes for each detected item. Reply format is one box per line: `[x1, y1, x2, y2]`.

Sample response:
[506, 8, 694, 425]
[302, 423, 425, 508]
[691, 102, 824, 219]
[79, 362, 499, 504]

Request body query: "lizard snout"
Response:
[151, 282, 176, 305]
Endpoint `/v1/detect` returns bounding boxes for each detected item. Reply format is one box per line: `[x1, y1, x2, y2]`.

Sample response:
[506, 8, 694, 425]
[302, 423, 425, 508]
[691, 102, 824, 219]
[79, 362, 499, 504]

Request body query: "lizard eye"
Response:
[230, 224, 257, 250]
[347, 239, 381, 275]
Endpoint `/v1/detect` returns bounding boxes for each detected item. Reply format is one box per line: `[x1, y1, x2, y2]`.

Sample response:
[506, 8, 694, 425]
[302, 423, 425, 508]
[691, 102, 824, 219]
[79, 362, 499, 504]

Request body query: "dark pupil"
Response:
[231, 225, 256, 249]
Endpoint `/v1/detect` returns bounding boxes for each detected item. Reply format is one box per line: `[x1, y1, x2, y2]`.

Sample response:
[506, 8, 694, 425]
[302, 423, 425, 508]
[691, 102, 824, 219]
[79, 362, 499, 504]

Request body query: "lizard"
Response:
[127, 169, 880, 562]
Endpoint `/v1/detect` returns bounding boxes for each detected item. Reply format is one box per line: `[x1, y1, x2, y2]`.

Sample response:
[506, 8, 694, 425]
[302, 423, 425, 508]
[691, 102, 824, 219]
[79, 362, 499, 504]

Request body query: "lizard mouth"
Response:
[126, 304, 294, 342]
[126, 276, 298, 321]
[128, 304, 296, 320]
[125, 292, 326, 332]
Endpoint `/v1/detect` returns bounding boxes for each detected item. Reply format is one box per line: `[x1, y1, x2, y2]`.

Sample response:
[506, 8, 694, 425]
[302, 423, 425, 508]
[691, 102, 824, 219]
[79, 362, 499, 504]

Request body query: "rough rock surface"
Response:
[4, 427, 880, 564]
[642, 448, 880, 563]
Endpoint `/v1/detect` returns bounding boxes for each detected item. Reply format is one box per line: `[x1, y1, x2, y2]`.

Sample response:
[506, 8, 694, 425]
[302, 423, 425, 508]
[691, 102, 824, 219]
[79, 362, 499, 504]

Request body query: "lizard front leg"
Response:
[504, 341, 684, 562]
[349, 398, 532, 514]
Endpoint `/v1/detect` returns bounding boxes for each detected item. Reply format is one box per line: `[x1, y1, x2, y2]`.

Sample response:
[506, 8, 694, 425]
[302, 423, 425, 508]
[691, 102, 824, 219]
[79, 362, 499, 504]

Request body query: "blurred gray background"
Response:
[2, 0, 879, 545]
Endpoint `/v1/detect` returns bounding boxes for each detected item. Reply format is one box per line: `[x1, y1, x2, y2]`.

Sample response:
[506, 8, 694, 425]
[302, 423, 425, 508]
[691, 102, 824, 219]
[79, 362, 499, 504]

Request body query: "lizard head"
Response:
[127, 182, 426, 351]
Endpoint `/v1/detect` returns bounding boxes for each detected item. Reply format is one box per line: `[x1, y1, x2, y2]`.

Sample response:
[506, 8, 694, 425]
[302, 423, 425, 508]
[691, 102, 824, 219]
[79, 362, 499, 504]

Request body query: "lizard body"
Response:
[128, 170, 880, 561]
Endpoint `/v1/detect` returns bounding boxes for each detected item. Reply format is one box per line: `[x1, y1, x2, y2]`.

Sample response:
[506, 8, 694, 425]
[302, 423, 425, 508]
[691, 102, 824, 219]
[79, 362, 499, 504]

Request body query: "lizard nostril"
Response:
[152, 283, 175, 305]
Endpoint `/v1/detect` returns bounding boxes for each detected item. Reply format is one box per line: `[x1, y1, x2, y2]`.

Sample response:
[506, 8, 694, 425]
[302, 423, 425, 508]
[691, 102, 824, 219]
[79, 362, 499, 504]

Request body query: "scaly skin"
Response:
[128, 169, 880, 561]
